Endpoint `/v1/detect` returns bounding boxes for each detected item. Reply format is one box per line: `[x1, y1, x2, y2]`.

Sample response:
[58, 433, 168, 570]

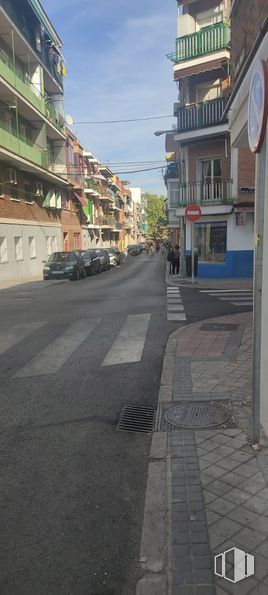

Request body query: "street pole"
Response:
[252, 137, 266, 444]
[191, 221, 194, 284]
[179, 217, 186, 277]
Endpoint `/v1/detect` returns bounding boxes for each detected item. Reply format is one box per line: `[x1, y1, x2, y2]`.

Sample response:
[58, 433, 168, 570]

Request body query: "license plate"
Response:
[52, 270, 64, 274]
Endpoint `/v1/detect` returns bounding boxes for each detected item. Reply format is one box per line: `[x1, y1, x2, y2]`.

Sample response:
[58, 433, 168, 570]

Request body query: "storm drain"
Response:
[200, 323, 239, 332]
[157, 399, 234, 431]
[117, 404, 155, 434]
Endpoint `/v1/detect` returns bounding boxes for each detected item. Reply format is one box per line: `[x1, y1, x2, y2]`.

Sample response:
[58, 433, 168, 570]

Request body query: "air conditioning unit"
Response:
[35, 181, 44, 196]
[5, 168, 17, 184]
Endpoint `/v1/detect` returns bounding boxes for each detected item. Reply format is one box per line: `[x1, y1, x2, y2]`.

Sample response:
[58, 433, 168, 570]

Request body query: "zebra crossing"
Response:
[166, 286, 186, 321]
[199, 288, 253, 307]
[0, 314, 152, 379]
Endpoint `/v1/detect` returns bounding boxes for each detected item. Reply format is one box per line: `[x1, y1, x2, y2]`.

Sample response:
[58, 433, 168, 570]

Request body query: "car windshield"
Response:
[93, 250, 104, 256]
[48, 252, 74, 263]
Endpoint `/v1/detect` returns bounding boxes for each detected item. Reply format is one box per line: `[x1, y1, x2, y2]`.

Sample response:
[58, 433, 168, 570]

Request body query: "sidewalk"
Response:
[137, 308, 268, 595]
[166, 268, 253, 290]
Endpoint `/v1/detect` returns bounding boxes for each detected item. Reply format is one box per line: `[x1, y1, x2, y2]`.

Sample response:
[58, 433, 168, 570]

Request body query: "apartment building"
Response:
[227, 0, 268, 432]
[166, 0, 254, 278]
[129, 187, 142, 242]
[0, 0, 68, 280]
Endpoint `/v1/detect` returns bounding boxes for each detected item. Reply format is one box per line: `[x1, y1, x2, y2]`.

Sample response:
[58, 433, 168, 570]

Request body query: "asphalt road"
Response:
[0, 255, 252, 595]
[0, 253, 177, 595]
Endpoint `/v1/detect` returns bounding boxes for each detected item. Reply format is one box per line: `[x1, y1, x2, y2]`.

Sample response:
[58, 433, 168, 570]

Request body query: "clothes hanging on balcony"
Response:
[61, 62, 67, 77]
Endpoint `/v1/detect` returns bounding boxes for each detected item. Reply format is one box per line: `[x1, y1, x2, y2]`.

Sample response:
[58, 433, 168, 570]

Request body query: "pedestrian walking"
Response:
[170, 245, 180, 276]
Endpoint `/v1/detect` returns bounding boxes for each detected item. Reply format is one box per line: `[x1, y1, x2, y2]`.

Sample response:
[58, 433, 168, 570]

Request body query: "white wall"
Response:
[0, 220, 62, 281]
[129, 187, 141, 204]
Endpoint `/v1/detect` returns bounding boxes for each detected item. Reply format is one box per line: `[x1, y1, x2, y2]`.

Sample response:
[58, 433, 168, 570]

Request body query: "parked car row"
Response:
[43, 247, 125, 281]
[127, 243, 145, 256]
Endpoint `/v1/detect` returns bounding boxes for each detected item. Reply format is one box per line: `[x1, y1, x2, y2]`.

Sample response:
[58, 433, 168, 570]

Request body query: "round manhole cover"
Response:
[164, 400, 230, 429]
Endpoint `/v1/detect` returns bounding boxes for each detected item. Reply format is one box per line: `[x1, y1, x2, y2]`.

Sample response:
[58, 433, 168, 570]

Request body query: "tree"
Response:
[143, 193, 168, 240]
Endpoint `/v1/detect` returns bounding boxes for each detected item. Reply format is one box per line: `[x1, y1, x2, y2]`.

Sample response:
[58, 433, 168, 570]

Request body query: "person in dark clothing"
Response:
[167, 245, 173, 274]
[170, 245, 180, 275]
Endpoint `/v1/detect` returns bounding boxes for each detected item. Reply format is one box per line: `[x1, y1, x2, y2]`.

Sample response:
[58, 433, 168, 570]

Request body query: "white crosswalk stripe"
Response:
[102, 314, 151, 366]
[199, 289, 253, 307]
[166, 286, 186, 321]
[14, 317, 101, 378]
[0, 322, 45, 355]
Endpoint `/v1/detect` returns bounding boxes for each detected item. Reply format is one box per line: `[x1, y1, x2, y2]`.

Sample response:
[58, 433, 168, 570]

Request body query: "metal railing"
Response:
[174, 97, 229, 132]
[169, 180, 233, 207]
[167, 22, 230, 63]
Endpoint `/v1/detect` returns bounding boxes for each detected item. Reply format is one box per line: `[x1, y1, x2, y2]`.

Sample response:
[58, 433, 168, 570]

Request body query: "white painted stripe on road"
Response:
[167, 305, 185, 312]
[199, 289, 253, 293]
[219, 297, 253, 302]
[231, 302, 253, 306]
[102, 314, 151, 366]
[167, 313, 186, 321]
[14, 318, 101, 378]
[0, 322, 45, 355]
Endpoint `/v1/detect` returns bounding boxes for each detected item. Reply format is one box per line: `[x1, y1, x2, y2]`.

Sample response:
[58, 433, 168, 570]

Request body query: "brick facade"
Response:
[238, 148, 255, 203]
[231, 0, 268, 80]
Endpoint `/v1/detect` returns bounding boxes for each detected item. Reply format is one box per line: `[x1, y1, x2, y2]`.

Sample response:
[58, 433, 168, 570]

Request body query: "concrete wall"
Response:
[0, 219, 62, 281]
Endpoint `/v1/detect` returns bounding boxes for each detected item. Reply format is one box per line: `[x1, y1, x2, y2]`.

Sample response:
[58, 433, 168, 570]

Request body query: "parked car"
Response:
[43, 251, 86, 281]
[75, 249, 101, 276]
[127, 244, 140, 256]
[139, 243, 146, 251]
[107, 247, 124, 266]
[91, 248, 110, 271]
[137, 243, 144, 253]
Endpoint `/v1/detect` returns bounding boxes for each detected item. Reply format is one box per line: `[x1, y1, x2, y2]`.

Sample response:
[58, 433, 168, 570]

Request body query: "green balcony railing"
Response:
[0, 54, 46, 115]
[0, 122, 48, 168]
[167, 22, 230, 64]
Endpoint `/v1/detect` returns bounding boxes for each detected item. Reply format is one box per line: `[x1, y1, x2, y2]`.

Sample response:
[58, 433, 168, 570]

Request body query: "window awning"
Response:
[174, 59, 228, 81]
[74, 192, 87, 207]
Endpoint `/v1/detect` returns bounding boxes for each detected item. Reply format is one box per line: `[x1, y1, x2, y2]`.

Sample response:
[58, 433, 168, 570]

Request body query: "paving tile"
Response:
[255, 487, 268, 501]
[192, 569, 214, 584]
[214, 445, 236, 458]
[224, 488, 251, 506]
[209, 517, 242, 540]
[206, 510, 222, 526]
[204, 465, 229, 480]
[227, 506, 260, 527]
[254, 554, 268, 581]
[209, 532, 228, 549]
[172, 531, 190, 545]
[249, 515, 268, 535]
[212, 433, 233, 445]
[173, 544, 191, 558]
[238, 476, 267, 495]
[251, 583, 268, 595]
[173, 568, 193, 585]
[235, 462, 260, 478]
[190, 531, 209, 544]
[196, 588, 216, 595]
[199, 439, 223, 452]
[243, 495, 268, 514]
[203, 490, 217, 505]
[191, 556, 213, 570]
[221, 471, 246, 488]
[172, 587, 195, 595]
[256, 539, 268, 559]
[173, 556, 192, 570]
[207, 497, 237, 516]
[234, 527, 265, 549]
[207, 480, 232, 497]
[216, 458, 241, 472]
[192, 543, 210, 556]
[231, 450, 254, 464]
[199, 452, 224, 464]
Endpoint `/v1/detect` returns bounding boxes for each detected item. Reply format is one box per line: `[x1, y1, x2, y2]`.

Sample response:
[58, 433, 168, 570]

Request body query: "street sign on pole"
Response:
[185, 204, 201, 283]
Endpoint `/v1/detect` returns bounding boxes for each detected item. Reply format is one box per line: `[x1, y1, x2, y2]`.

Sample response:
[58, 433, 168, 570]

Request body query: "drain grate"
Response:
[158, 399, 233, 430]
[200, 323, 239, 332]
[117, 404, 155, 434]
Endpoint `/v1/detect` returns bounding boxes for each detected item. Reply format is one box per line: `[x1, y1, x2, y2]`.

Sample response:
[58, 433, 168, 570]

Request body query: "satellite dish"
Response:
[65, 114, 74, 126]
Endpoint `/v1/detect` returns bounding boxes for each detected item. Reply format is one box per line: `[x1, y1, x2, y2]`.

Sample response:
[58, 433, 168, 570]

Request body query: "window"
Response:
[46, 236, 52, 255]
[195, 221, 227, 263]
[0, 237, 8, 262]
[51, 235, 57, 252]
[169, 182, 180, 208]
[14, 236, 23, 261]
[200, 159, 222, 201]
[196, 9, 223, 29]
[196, 80, 222, 103]
[24, 183, 32, 203]
[10, 186, 19, 200]
[29, 236, 36, 259]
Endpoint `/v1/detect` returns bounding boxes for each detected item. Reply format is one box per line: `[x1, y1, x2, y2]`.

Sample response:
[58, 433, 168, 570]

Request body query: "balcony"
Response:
[174, 97, 228, 133]
[99, 215, 116, 228]
[0, 122, 48, 168]
[167, 22, 230, 64]
[169, 180, 233, 208]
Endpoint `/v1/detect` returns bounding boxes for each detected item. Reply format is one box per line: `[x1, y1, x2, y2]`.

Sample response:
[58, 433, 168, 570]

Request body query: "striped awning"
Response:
[174, 59, 227, 81]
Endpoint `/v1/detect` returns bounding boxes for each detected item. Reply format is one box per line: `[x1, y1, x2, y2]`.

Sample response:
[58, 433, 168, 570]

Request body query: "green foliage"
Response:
[143, 192, 168, 240]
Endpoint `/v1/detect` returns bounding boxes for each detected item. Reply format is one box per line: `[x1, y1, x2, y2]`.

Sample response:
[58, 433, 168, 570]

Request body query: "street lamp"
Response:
[154, 129, 177, 137]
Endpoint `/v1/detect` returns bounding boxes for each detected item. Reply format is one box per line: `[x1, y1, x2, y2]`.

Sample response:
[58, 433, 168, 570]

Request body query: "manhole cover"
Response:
[117, 404, 155, 434]
[164, 400, 231, 429]
[200, 323, 238, 332]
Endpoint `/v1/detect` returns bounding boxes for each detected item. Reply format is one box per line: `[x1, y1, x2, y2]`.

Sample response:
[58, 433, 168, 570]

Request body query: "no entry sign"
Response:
[185, 204, 201, 222]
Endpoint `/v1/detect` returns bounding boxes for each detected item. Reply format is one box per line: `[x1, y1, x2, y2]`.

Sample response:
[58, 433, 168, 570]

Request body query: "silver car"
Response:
[91, 248, 110, 271]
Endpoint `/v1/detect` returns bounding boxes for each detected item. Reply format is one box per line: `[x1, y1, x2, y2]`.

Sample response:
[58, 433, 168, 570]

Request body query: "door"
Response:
[201, 159, 222, 201]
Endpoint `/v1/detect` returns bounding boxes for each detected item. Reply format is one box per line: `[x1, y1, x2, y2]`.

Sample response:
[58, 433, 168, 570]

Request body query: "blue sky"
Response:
[42, 0, 178, 194]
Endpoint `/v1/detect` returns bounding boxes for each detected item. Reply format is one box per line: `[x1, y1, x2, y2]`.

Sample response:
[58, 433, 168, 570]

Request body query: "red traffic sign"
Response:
[185, 204, 201, 222]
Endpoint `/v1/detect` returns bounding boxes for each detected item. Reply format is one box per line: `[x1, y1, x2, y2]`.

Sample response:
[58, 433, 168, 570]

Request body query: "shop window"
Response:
[195, 221, 227, 263]
[14, 236, 23, 261]
[29, 236, 36, 259]
[0, 237, 8, 262]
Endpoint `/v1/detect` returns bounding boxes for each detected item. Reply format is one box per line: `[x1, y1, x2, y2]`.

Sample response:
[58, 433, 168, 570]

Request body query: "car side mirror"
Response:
[42, 260, 47, 264]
